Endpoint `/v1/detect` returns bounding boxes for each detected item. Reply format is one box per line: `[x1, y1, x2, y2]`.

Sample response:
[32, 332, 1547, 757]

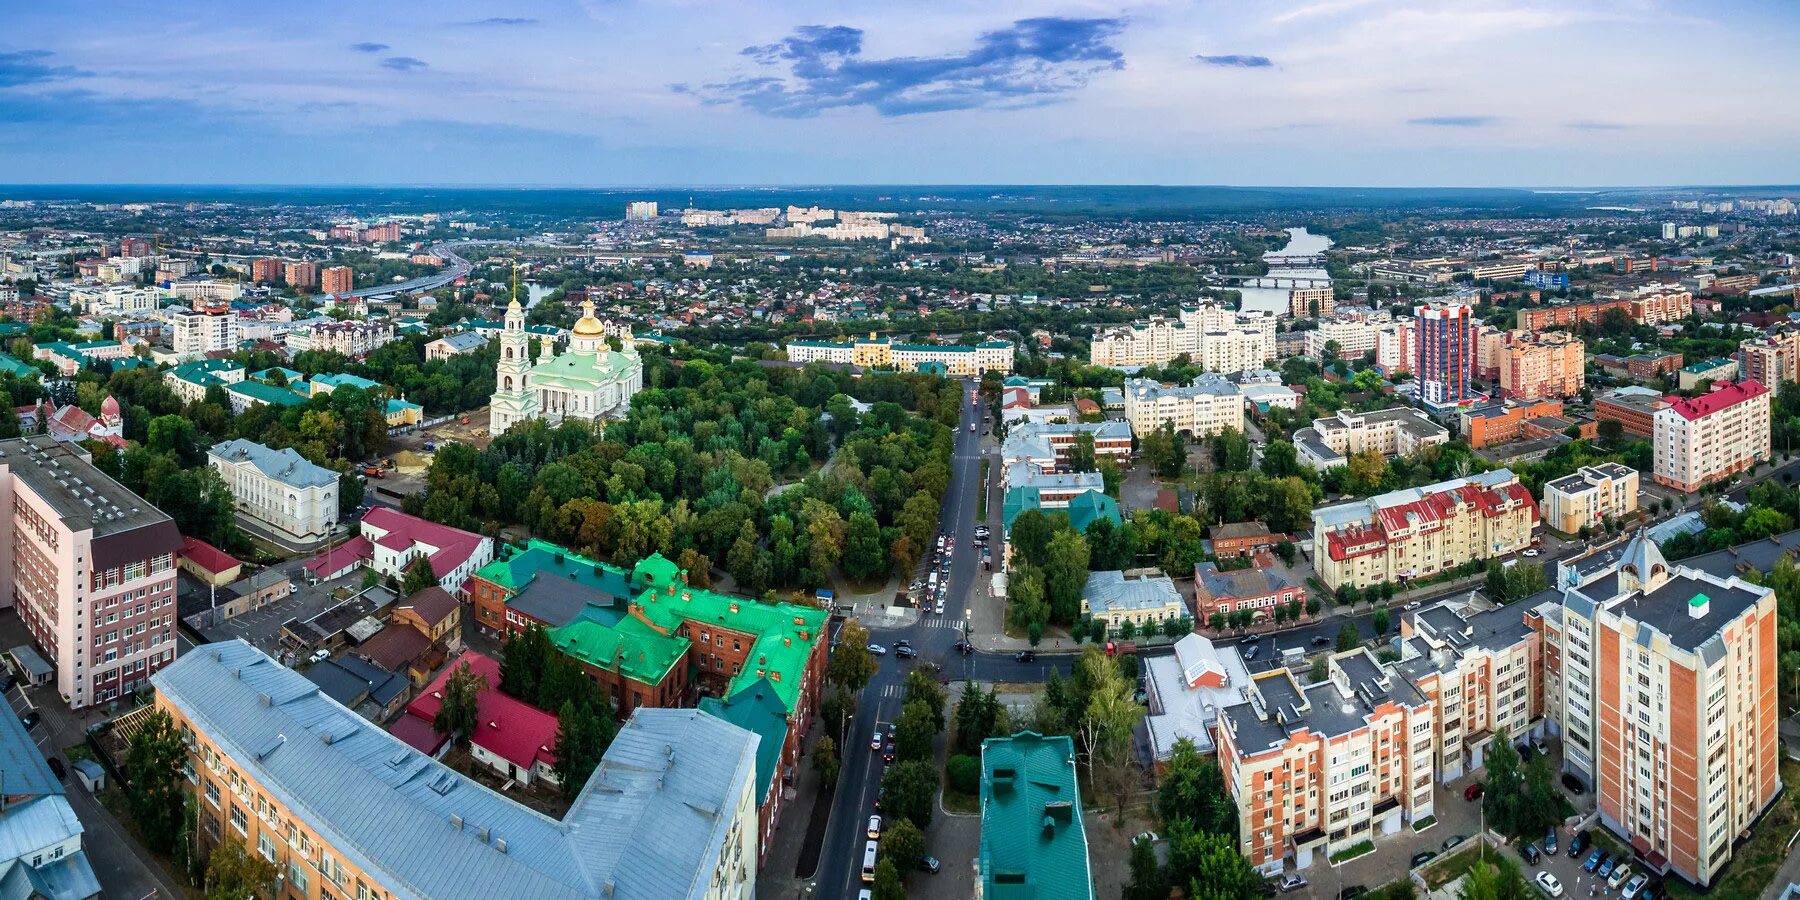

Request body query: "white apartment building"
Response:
[0, 436, 182, 709]
[1542, 462, 1639, 534]
[1376, 320, 1416, 375]
[783, 336, 1012, 375]
[1091, 303, 1274, 372]
[208, 439, 341, 545]
[1652, 380, 1770, 492]
[168, 278, 243, 302]
[1305, 317, 1385, 362]
[169, 303, 241, 359]
[1312, 470, 1538, 591]
[71, 284, 160, 317]
[1122, 375, 1244, 438]
[285, 320, 396, 359]
[1292, 407, 1449, 470]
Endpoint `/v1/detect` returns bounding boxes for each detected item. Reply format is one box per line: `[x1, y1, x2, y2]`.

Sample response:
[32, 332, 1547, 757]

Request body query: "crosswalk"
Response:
[876, 684, 906, 700]
[918, 616, 966, 631]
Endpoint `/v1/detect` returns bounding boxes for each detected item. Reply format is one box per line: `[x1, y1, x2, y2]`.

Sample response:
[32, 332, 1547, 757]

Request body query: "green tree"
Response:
[1156, 738, 1236, 839]
[1335, 621, 1362, 652]
[954, 687, 1005, 753]
[1009, 509, 1056, 568]
[433, 660, 484, 744]
[1372, 608, 1391, 635]
[870, 859, 907, 900]
[879, 759, 938, 830]
[1259, 439, 1301, 478]
[401, 555, 439, 595]
[812, 735, 841, 789]
[828, 619, 878, 693]
[551, 699, 612, 799]
[1165, 820, 1262, 900]
[1486, 560, 1512, 602]
[1124, 834, 1168, 900]
[879, 817, 926, 875]
[1069, 431, 1098, 472]
[1483, 729, 1524, 837]
[204, 835, 280, 900]
[903, 667, 948, 727]
[893, 700, 938, 763]
[1042, 530, 1091, 624]
[499, 625, 553, 702]
[124, 709, 188, 854]
[1142, 422, 1179, 477]
[946, 753, 981, 794]
[843, 510, 886, 581]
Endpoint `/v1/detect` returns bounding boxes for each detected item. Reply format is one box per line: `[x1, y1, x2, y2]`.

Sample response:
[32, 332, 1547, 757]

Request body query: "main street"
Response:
[813, 382, 1076, 896]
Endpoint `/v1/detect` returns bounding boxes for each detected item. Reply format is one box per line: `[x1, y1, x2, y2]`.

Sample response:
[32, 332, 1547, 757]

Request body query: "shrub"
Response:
[946, 754, 981, 795]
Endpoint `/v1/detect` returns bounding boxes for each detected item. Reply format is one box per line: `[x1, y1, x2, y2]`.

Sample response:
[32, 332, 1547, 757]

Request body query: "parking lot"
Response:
[194, 568, 367, 653]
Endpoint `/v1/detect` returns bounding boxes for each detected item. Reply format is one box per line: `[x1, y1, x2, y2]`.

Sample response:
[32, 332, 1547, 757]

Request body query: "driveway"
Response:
[196, 570, 364, 649]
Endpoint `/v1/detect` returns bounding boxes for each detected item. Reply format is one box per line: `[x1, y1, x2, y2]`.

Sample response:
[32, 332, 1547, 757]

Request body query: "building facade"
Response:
[491, 299, 644, 436]
[1498, 331, 1585, 401]
[0, 435, 182, 709]
[1652, 380, 1771, 492]
[170, 302, 241, 359]
[1543, 462, 1639, 534]
[320, 265, 354, 296]
[786, 335, 1013, 375]
[1120, 376, 1244, 439]
[208, 439, 341, 544]
[1415, 301, 1475, 408]
[1739, 330, 1800, 387]
[1293, 407, 1449, 471]
[1312, 470, 1538, 591]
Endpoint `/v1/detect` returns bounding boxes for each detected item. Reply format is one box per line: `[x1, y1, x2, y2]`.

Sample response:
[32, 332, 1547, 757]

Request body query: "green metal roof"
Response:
[227, 380, 306, 407]
[548, 617, 687, 688]
[1002, 487, 1121, 533]
[980, 732, 1094, 900]
[697, 682, 788, 801]
[633, 581, 826, 712]
[0, 353, 39, 378]
[475, 539, 634, 599]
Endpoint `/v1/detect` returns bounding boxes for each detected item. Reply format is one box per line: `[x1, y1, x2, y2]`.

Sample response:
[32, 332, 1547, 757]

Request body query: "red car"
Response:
[1464, 783, 1484, 801]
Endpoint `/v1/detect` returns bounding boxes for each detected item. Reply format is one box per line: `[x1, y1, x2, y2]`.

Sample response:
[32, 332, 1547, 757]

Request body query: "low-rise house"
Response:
[1080, 569, 1186, 630]
[392, 586, 462, 652]
[0, 705, 102, 898]
[425, 331, 489, 360]
[391, 651, 560, 786]
[304, 507, 493, 597]
[352, 621, 441, 686]
[1194, 563, 1307, 625]
[1209, 521, 1281, 558]
[302, 655, 410, 722]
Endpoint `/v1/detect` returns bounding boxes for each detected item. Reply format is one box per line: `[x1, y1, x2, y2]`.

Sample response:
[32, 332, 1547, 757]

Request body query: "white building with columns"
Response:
[490, 297, 644, 436]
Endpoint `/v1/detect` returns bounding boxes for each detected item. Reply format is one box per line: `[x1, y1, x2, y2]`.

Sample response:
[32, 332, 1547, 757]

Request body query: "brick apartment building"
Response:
[1595, 387, 1669, 438]
[0, 435, 183, 709]
[1498, 331, 1585, 401]
[1313, 470, 1539, 591]
[1739, 329, 1800, 386]
[1652, 380, 1770, 492]
[321, 265, 354, 296]
[1460, 399, 1569, 449]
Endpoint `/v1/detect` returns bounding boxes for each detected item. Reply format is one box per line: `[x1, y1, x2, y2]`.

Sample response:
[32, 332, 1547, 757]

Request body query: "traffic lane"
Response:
[821, 662, 904, 896]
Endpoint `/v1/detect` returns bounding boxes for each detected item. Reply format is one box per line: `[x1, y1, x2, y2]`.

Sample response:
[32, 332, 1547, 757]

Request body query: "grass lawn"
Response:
[1665, 755, 1800, 900]
[1421, 843, 1486, 890]
[941, 784, 979, 814]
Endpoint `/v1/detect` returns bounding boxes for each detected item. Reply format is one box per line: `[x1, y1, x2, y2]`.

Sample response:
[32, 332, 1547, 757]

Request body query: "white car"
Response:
[1621, 874, 1648, 900]
[1523, 548, 1541, 557]
[867, 643, 887, 656]
[870, 732, 883, 751]
[867, 815, 882, 840]
[934, 598, 945, 614]
[1403, 601, 1422, 610]
[1277, 875, 1308, 893]
[1608, 865, 1632, 890]
[1535, 871, 1563, 897]
[308, 648, 331, 663]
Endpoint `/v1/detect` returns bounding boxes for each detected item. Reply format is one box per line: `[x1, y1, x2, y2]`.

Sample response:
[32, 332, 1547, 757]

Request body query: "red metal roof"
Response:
[179, 536, 240, 575]
[1661, 379, 1768, 421]
[361, 507, 486, 582]
[403, 651, 558, 772]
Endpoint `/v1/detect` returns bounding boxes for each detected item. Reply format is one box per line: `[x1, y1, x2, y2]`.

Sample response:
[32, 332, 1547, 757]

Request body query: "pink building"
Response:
[0, 436, 182, 708]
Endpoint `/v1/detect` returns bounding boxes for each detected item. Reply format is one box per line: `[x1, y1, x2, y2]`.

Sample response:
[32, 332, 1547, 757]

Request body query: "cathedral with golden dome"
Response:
[489, 296, 643, 436]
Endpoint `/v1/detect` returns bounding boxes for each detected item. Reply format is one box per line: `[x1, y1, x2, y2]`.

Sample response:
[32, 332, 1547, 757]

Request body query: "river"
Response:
[1236, 226, 1334, 317]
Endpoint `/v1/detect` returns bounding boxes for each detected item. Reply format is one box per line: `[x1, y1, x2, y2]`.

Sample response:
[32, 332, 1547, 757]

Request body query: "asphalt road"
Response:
[814, 382, 1087, 895]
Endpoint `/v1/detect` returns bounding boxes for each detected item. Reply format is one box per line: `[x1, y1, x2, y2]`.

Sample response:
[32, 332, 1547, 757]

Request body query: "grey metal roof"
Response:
[434, 331, 489, 352]
[0, 696, 96, 900]
[153, 641, 759, 900]
[1615, 572, 1766, 654]
[210, 438, 339, 489]
[0, 435, 175, 539]
[1082, 570, 1182, 615]
[508, 572, 614, 629]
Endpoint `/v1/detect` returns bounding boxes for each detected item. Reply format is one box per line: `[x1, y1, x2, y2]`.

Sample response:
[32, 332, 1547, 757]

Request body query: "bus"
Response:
[862, 840, 878, 882]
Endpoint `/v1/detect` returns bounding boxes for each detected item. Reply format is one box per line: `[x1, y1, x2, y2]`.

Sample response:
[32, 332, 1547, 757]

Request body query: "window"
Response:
[229, 804, 248, 835]
[259, 834, 277, 862]
[204, 781, 221, 808]
[289, 860, 309, 894]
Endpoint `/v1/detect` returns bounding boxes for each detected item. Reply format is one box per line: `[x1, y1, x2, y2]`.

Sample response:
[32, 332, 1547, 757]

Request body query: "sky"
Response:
[1, 0, 1796, 187]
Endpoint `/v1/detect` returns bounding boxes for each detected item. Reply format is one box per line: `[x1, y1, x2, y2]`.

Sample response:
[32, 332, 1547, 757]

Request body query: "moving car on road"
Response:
[1013, 650, 1036, 662]
[867, 643, 887, 656]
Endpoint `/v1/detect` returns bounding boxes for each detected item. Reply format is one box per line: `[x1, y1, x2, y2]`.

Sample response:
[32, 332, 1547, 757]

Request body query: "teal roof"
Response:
[1002, 487, 1121, 533]
[697, 682, 787, 802]
[0, 353, 39, 378]
[227, 380, 306, 407]
[251, 366, 304, 385]
[312, 372, 382, 392]
[527, 347, 639, 389]
[386, 398, 423, 417]
[980, 732, 1093, 900]
[788, 340, 852, 349]
[1681, 357, 1733, 374]
[475, 539, 635, 599]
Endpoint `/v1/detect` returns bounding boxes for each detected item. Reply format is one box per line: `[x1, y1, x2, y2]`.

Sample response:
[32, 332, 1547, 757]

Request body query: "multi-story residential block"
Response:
[1652, 380, 1770, 491]
[1376, 319, 1415, 375]
[1739, 330, 1800, 386]
[1292, 407, 1448, 470]
[208, 439, 340, 545]
[1090, 303, 1273, 371]
[155, 641, 762, 900]
[0, 435, 182, 709]
[1312, 470, 1538, 591]
[1628, 290, 1693, 325]
[1121, 375, 1243, 439]
[625, 200, 659, 220]
[285, 320, 395, 358]
[1000, 466, 1120, 533]
[164, 359, 246, 404]
[1218, 650, 1437, 873]
[1304, 317, 1384, 362]
[283, 261, 318, 290]
[1080, 569, 1187, 630]
[250, 257, 281, 284]
[1543, 462, 1639, 534]
[1471, 259, 1533, 281]
[1517, 298, 1633, 332]
[979, 732, 1094, 900]
[1546, 535, 1779, 888]
[785, 334, 1012, 375]
[169, 301, 240, 359]
[1498, 331, 1585, 401]
[1000, 421, 1133, 473]
[70, 283, 159, 317]
[1415, 301, 1475, 409]
[1594, 386, 1668, 438]
[1209, 521, 1283, 558]
[1290, 286, 1335, 319]
[320, 265, 354, 296]
[1524, 269, 1570, 290]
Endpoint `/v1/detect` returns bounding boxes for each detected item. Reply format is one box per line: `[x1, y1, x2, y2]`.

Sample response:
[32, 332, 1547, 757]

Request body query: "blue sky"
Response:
[0, 0, 1794, 186]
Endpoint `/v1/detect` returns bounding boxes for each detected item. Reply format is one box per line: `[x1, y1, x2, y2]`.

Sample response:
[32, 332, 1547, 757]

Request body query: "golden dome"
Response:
[571, 298, 604, 338]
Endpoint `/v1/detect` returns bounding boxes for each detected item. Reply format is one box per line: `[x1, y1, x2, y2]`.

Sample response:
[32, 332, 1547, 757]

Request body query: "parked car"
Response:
[867, 815, 882, 839]
[1608, 865, 1632, 890]
[1277, 875, 1308, 893]
[1133, 832, 1160, 845]
[1410, 851, 1437, 867]
[882, 743, 895, 764]
[1442, 834, 1467, 851]
[1310, 636, 1330, 646]
[1464, 782, 1484, 801]
[46, 757, 64, 780]
[1562, 773, 1587, 794]
[1621, 874, 1649, 900]
[1523, 548, 1540, 557]
[1583, 849, 1605, 873]
[1014, 650, 1036, 662]
[919, 855, 941, 874]
[18, 711, 38, 731]
[1535, 871, 1564, 897]
[1244, 644, 1261, 660]
[1403, 600, 1423, 610]
[1544, 829, 1557, 854]
[1520, 842, 1540, 866]
[867, 643, 887, 656]
[870, 732, 883, 751]
[1567, 830, 1590, 858]
[1238, 635, 1259, 645]
[1596, 854, 1616, 877]
[309, 648, 331, 663]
